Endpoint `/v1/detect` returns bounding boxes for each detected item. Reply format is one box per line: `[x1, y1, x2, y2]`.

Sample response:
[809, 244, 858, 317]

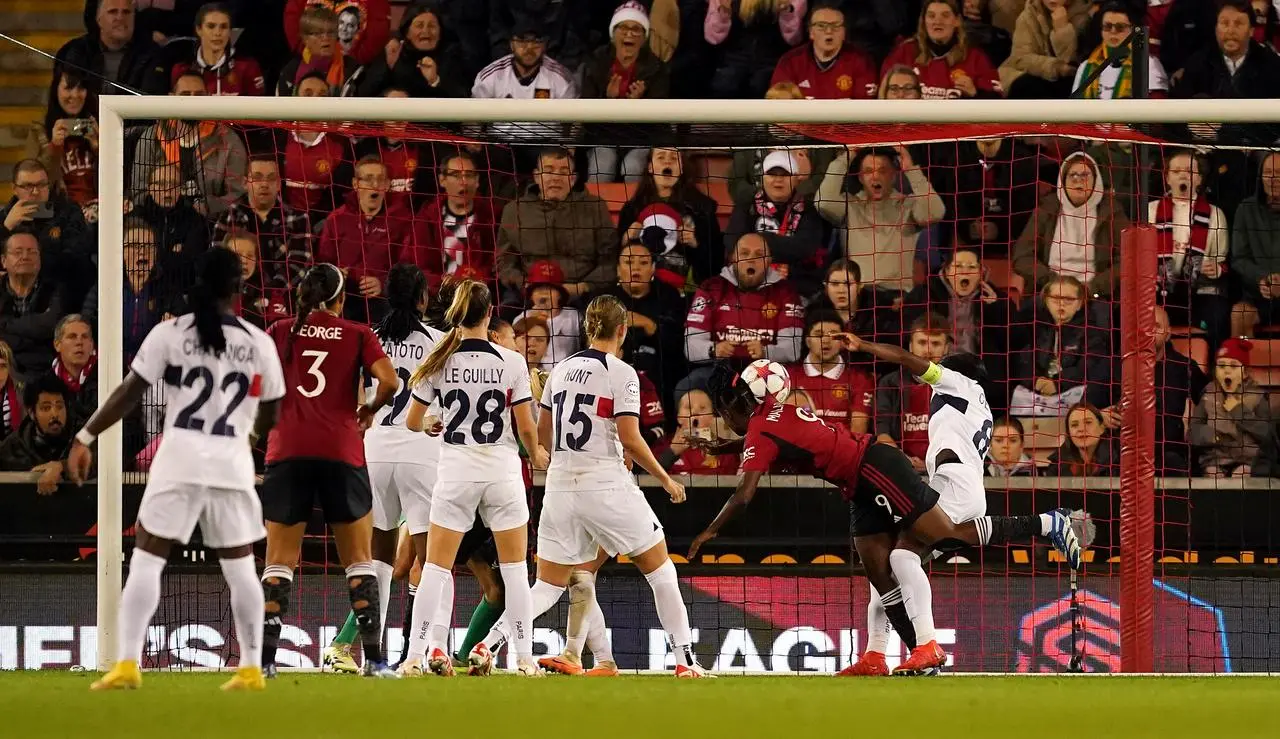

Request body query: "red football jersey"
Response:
[265, 311, 387, 466]
[738, 398, 871, 487]
[898, 381, 933, 460]
[786, 362, 874, 427]
[283, 133, 348, 213]
[881, 40, 1000, 99]
[686, 276, 804, 361]
[671, 447, 739, 475]
[770, 45, 878, 99]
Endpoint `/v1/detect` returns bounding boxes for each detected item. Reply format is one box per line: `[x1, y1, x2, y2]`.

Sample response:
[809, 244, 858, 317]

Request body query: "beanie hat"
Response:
[637, 203, 680, 254]
[610, 1, 651, 37]
[1216, 337, 1253, 367]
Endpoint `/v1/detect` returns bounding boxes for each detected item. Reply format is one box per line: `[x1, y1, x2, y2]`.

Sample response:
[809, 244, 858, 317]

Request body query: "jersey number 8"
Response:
[442, 388, 507, 444]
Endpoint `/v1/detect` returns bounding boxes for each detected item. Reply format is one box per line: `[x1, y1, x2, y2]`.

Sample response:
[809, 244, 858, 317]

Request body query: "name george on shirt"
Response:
[297, 324, 344, 340]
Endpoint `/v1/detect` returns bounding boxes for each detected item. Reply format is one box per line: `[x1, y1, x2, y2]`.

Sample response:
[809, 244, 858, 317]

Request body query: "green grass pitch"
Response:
[2, 672, 1278, 739]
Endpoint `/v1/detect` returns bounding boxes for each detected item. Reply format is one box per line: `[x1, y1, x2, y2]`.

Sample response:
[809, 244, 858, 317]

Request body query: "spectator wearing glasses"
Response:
[26, 67, 100, 223]
[354, 89, 435, 209]
[999, 0, 1090, 99]
[356, 1, 468, 98]
[0, 233, 65, 378]
[704, 0, 808, 99]
[130, 72, 248, 217]
[583, 3, 671, 184]
[284, 0, 390, 66]
[1072, 2, 1168, 99]
[1190, 337, 1278, 478]
[489, 0, 591, 72]
[882, 0, 1003, 99]
[119, 219, 176, 361]
[221, 230, 292, 328]
[213, 155, 314, 294]
[162, 2, 266, 96]
[905, 246, 1009, 383]
[406, 150, 499, 289]
[0, 160, 92, 295]
[879, 64, 924, 99]
[770, 2, 878, 99]
[277, 6, 363, 97]
[472, 20, 579, 155]
[55, 0, 158, 96]
[1009, 274, 1111, 416]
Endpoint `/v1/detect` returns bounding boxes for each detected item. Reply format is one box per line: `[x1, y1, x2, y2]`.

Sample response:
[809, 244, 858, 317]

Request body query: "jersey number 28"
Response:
[442, 388, 507, 444]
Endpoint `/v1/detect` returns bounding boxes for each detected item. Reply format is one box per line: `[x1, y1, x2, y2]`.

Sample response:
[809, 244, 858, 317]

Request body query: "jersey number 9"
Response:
[442, 388, 507, 444]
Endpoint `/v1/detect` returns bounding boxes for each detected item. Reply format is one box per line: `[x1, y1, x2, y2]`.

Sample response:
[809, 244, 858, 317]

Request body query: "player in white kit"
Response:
[470, 295, 711, 678]
[69, 248, 285, 691]
[400, 279, 548, 677]
[321, 264, 444, 673]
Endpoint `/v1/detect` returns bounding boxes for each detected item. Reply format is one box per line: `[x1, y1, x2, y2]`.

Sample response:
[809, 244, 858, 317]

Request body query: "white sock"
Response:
[564, 571, 596, 659]
[372, 560, 394, 648]
[406, 563, 451, 660]
[865, 583, 891, 654]
[118, 549, 166, 663]
[585, 600, 613, 664]
[430, 574, 453, 649]
[484, 577, 563, 651]
[889, 549, 936, 645]
[1039, 513, 1055, 536]
[644, 560, 693, 667]
[219, 555, 264, 668]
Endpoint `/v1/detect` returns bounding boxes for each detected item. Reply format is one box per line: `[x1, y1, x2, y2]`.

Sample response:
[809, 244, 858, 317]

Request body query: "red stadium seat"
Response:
[1170, 336, 1209, 374]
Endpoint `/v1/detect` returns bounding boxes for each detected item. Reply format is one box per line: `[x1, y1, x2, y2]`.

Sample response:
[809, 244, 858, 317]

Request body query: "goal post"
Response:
[94, 95, 1273, 672]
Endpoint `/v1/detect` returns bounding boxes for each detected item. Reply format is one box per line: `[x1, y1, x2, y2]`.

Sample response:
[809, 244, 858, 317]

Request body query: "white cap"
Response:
[762, 150, 798, 175]
[610, 1, 651, 37]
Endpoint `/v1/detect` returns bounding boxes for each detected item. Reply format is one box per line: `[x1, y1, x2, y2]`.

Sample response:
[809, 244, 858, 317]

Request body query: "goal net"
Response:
[89, 96, 1280, 674]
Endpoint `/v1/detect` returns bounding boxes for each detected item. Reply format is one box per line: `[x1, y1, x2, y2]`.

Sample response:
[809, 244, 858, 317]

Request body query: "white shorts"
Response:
[536, 484, 665, 566]
[930, 466, 987, 525]
[430, 479, 528, 534]
[136, 482, 266, 549]
[369, 461, 436, 535]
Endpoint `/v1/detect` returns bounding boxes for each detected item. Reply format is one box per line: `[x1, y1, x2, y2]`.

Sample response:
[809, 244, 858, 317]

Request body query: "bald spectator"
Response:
[497, 147, 616, 303]
[0, 233, 65, 377]
[55, 0, 158, 96]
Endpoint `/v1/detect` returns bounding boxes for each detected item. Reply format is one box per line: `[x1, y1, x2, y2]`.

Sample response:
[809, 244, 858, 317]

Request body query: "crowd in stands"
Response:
[8, 0, 1280, 488]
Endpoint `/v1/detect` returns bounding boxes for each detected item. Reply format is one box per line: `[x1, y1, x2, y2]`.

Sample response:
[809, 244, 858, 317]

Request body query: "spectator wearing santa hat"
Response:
[582, 2, 671, 183]
[1190, 337, 1279, 477]
[512, 259, 583, 370]
[618, 148, 723, 284]
[724, 149, 830, 299]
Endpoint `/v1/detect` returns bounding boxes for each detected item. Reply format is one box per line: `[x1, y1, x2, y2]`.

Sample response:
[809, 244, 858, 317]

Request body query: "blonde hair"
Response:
[739, 0, 782, 24]
[0, 340, 15, 388]
[410, 280, 490, 386]
[878, 64, 921, 99]
[584, 294, 628, 341]
[765, 81, 804, 100]
[914, 0, 968, 67]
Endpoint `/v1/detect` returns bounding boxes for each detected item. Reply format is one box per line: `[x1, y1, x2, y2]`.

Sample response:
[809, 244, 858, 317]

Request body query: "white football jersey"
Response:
[365, 320, 445, 464]
[471, 54, 578, 140]
[131, 314, 285, 490]
[920, 363, 991, 495]
[542, 349, 640, 492]
[411, 338, 532, 482]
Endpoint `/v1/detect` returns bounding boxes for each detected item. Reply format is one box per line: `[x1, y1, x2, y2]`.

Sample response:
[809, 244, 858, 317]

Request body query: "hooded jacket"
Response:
[1012, 151, 1129, 298]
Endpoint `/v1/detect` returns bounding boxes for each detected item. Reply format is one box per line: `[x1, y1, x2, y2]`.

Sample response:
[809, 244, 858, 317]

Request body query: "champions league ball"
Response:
[741, 359, 791, 404]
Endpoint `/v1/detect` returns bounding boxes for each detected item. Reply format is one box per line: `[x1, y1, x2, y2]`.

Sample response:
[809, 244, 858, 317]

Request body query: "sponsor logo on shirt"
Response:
[691, 296, 708, 313]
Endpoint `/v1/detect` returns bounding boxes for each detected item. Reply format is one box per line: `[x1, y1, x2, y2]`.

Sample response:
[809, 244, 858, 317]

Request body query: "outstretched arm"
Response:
[67, 372, 152, 484]
[687, 469, 764, 560]
[838, 333, 932, 379]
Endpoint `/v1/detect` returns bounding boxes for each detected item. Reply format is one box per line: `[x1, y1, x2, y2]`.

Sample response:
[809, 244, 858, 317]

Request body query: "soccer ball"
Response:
[740, 359, 791, 404]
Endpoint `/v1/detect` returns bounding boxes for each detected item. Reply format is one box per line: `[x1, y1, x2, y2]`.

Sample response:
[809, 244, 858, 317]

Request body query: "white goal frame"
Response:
[94, 95, 1276, 669]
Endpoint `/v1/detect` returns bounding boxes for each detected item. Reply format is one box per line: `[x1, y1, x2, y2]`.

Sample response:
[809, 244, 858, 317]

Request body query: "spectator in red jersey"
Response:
[1047, 402, 1119, 476]
[725, 150, 830, 298]
[874, 312, 951, 469]
[984, 416, 1037, 476]
[582, 3, 672, 184]
[818, 145, 945, 296]
[0, 342, 21, 444]
[787, 310, 875, 433]
[999, 0, 1091, 99]
[405, 150, 498, 289]
[879, 64, 924, 99]
[354, 89, 434, 209]
[660, 388, 739, 475]
[1012, 151, 1127, 298]
[163, 2, 266, 96]
[705, 0, 808, 99]
[284, 0, 389, 65]
[806, 259, 900, 349]
[355, 2, 468, 97]
[316, 155, 413, 322]
[221, 230, 292, 328]
[496, 147, 617, 302]
[1190, 337, 1278, 477]
[26, 67, 99, 223]
[1009, 274, 1112, 415]
[213, 155, 314, 295]
[617, 147, 724, 285]
[600, 240, 688, 407]
[882, 0, 1003, 99]
[277, 6, 362, 97]
[682, 233, 804, 395]
[281, 73, 353, 221]
[929, 136, 1054, 252]
[770, 2, 877, 99]
[130, 73, 247, 217]
[1072, 2, 1168, 99]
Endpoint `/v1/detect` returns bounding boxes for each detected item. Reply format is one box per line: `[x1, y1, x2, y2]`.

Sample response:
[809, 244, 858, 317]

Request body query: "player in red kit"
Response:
[259, 263, 401, 678]
[689, 362, 1081, 675]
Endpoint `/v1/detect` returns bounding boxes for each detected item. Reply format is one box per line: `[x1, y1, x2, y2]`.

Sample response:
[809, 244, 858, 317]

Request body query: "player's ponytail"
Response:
[375, 263, 428, 343]
[410, 279, 491, 387]
[584, 294, 627, 341]
[190, 247, 243, 355]
[289, 263, 344, 355]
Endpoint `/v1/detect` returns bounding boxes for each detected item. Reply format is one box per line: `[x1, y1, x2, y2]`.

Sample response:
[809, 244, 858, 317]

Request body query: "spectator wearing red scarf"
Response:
[50, 314, 96, 427]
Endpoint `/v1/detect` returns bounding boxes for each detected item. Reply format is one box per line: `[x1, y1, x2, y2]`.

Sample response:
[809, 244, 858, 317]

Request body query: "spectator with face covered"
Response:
[1190, 337, 1278, 477]
[659, 388, 739, 475]
[998, 0, 1090, 99]
[984, 416, 1037, 477]
[26, 68, 100, 223]
[929, 136, 1055, 253]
